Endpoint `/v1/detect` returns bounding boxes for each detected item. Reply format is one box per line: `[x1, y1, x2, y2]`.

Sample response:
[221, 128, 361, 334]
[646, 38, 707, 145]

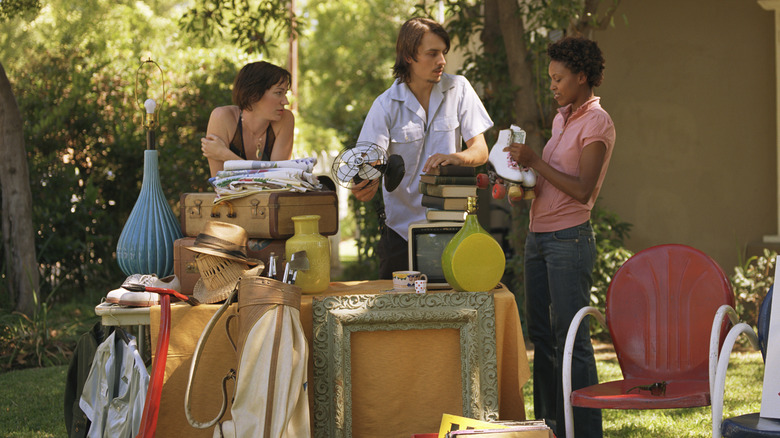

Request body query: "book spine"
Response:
[419, 182, 441, 197]
[421, 194, 446, 209]
[426, 209, 466, 221]
[422, 175, 477, 185]
[428, 165, 476, 176]
[421, 194, 467, 210]
[419, 182, 476, 198]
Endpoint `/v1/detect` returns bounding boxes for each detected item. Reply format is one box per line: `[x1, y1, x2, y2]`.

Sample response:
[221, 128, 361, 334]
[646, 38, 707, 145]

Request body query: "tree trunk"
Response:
[495, 0, 545, 155]
[481, 0, 507, 129]
[0, 61, 39, 316]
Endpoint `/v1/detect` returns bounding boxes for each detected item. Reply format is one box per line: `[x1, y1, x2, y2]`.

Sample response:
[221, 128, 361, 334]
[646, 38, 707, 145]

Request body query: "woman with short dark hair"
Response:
[201, 61, 294, 177]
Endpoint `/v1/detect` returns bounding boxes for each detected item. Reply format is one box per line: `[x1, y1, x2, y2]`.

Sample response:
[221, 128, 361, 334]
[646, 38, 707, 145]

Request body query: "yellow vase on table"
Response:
[441, 197, 505, 292]
[286, 215, 330, 294]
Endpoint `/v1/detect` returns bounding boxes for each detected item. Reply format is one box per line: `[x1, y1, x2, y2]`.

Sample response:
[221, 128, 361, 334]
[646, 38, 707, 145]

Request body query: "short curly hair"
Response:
[547, 37, 605, 88]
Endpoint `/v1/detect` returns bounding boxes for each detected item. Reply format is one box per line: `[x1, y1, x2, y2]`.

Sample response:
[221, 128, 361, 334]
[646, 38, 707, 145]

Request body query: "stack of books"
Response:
[438, 414, 554, 438]
[419, 166, 478, 222]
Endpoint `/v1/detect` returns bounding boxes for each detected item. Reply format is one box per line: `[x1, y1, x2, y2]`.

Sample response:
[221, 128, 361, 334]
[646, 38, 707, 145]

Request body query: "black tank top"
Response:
[229, 113, 276, 161]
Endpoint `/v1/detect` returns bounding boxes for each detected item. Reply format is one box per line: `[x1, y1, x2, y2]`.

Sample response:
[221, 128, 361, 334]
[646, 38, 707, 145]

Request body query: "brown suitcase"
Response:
[173, 237, 287, 294]
[179, 190, 338, 239]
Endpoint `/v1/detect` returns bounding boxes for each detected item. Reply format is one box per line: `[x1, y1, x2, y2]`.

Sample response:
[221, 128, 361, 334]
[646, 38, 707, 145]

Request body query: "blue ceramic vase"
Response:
[116, 149, 182, 277]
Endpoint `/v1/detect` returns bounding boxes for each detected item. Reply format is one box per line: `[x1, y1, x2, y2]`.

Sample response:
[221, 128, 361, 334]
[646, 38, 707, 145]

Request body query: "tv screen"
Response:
[408, 222, 464, 288]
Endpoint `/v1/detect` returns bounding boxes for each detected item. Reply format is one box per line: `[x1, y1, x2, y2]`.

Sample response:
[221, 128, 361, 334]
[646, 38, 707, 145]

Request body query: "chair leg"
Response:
[563, 306, 606, 438]
[709, 305, 738, 395]
[711, 323, 758, 438]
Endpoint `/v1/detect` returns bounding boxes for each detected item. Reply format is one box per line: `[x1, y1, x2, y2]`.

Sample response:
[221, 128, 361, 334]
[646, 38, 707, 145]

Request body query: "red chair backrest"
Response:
[605, 244, 735, 381]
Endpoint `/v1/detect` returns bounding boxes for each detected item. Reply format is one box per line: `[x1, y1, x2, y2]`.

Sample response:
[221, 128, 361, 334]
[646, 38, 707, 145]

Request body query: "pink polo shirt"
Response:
[529, 96, 616, 233]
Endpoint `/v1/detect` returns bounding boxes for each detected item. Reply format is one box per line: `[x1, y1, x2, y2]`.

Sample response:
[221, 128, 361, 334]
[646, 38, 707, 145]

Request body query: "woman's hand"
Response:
[503, 142, 540, 168]
[201, 134, 231, 161]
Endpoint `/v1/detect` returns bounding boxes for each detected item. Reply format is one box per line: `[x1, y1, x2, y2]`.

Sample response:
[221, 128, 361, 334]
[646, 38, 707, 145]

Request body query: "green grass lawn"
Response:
[0, 365, 69, 437]
[0, 343, 764, 437]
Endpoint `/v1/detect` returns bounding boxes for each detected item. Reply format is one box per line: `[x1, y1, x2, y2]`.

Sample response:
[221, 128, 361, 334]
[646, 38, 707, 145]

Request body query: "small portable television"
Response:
[407, 221, 465, 289]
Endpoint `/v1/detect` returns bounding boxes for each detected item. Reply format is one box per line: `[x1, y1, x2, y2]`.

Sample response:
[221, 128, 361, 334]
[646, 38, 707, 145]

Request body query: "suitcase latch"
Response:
[251, 199, 265, 219]
[189, 199, 203, 219]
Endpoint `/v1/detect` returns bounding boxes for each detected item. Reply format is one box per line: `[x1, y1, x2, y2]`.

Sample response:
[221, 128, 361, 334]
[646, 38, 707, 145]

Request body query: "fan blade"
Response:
[358, 164, 382, 180]
[337, 148, 360, 164]
[337, 164, 360, 182]
[363, 145, 385, 164]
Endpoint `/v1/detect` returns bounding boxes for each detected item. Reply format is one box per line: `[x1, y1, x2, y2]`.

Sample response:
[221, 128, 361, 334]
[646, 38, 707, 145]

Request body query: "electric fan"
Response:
[331, 142, 405, 192]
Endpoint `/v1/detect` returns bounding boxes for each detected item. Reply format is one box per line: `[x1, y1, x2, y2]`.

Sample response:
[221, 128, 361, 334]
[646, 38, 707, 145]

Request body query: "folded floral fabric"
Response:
[209, 165, 322, 203]
[222, 157, 317, 173]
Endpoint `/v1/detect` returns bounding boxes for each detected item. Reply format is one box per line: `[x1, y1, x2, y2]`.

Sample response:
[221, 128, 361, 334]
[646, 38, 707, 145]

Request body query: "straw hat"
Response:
[186, 221, 262, 303]
[185, 221, 261, 266]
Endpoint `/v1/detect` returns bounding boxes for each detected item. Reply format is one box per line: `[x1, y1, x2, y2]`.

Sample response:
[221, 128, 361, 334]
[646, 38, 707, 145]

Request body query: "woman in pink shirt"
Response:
[505, 36, 615, 438]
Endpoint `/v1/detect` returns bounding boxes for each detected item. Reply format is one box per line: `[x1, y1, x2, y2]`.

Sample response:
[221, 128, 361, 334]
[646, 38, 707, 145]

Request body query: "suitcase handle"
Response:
[211, 201, 237, 219]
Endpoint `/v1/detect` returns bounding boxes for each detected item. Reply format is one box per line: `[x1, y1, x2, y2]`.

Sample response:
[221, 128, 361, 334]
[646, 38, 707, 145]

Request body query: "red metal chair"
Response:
[562, 244, 736, 437]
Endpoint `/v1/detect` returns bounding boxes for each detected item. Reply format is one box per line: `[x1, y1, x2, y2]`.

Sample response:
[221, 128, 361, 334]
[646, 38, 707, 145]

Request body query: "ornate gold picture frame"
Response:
[311, 291, 499, 438]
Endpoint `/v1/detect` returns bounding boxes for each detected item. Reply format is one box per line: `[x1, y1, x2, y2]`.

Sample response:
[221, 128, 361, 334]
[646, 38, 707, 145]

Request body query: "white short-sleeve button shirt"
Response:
[358, 73, 493, 239]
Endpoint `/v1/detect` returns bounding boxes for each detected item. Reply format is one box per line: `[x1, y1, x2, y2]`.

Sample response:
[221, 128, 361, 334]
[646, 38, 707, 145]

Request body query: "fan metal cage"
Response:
[330, 142, 388, 189]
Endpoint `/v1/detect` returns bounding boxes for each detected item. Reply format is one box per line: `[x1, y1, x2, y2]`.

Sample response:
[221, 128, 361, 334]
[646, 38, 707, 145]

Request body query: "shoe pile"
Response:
[106, 274, 181, 307]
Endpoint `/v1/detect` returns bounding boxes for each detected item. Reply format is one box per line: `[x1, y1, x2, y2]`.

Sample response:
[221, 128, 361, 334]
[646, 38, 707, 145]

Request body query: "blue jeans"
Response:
[525, 221, 602, 438]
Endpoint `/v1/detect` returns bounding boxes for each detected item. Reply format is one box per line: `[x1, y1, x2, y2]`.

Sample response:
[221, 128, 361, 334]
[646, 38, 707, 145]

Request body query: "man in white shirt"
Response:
[353, 17, 493, 278]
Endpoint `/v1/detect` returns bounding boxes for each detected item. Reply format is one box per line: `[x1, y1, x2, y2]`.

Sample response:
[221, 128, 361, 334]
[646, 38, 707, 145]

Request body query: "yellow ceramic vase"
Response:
[441, 198, 505, 291]
[285, 215, 330, 294]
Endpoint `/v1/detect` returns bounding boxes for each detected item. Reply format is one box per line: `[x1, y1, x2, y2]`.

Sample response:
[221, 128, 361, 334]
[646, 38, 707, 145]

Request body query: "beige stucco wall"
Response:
[591, 0, 777, 272]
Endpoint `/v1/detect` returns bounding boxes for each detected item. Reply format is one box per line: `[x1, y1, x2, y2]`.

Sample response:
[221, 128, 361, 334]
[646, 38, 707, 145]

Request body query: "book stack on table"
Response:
[419, 166, 478, 222]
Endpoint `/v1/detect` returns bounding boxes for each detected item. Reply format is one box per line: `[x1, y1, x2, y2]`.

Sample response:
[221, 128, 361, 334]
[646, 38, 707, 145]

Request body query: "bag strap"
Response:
[136, 293, 172, 437]
[184, 286, 238, 429]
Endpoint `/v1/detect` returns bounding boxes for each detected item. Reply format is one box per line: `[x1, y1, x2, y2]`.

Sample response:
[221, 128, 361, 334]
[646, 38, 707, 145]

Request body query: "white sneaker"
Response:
[106, 275, 180, 307]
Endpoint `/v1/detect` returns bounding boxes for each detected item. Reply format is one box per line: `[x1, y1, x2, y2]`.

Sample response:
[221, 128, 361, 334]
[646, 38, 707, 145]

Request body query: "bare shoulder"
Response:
[273, 109, 295, 133]
[281, 108, 295, 125]
[210, 105, 240, 124]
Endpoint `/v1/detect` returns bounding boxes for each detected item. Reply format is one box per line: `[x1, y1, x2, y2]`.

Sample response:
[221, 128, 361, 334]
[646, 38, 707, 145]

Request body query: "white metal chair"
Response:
[712, 285, 780, 438]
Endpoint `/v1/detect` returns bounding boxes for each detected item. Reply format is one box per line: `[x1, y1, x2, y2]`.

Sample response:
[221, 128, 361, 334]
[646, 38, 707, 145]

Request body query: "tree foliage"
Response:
[297, 0, 419, 270]
[0, 0, 249, 306]
[0, 0, 41, 20]
[180, 0, 293, 55]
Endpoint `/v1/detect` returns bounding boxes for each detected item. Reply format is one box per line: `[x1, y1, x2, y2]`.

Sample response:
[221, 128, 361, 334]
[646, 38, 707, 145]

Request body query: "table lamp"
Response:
[116, 59, 183, 277]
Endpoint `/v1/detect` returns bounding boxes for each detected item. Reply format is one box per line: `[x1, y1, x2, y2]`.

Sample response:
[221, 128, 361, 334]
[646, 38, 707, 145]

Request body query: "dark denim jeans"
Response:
[525, 221, 602, 438]
[378, 226, 409, 279]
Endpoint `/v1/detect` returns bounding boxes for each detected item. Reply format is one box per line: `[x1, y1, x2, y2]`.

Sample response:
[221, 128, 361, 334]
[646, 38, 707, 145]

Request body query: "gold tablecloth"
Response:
[151, 280, 530, 437]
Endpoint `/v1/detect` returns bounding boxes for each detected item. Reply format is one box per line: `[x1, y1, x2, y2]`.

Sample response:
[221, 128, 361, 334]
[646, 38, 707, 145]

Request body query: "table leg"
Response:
[138, 324, 146, 358]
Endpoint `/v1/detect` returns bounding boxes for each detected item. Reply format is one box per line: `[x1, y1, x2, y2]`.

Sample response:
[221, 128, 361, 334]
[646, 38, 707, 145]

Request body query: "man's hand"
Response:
[351, 179, 380, 202]
[422, 153, 465, 174]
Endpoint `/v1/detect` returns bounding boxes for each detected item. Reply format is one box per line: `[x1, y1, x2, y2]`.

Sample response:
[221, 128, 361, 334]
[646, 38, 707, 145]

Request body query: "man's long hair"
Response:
[392, 18, 450, 84]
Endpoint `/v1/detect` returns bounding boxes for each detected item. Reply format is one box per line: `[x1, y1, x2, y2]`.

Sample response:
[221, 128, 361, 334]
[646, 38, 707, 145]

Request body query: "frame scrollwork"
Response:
[311, 291, 499, 438]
